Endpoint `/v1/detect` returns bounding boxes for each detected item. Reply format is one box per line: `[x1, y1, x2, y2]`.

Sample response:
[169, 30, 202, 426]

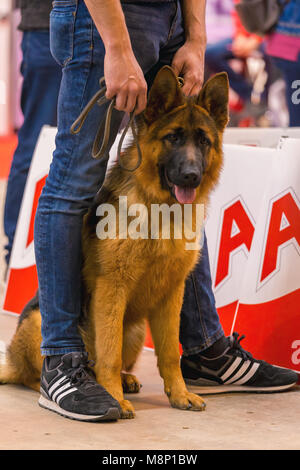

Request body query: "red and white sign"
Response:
[205, 143, 275, 334]
[229, 138, 300, 371]
[2, 127, 300, 373]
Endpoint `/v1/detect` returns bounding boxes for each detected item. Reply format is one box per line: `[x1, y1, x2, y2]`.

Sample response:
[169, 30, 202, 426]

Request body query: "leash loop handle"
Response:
[70, 80, 106, 136]
[70, 77, 142, 172]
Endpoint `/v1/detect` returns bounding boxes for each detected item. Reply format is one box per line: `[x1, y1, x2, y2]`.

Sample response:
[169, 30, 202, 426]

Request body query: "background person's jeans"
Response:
[4, 31, 61, 266]
[34, 0, 223, 356]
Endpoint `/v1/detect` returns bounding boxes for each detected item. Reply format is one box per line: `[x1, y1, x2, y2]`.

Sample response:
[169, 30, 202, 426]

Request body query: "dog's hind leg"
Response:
[121, 318, 146, 393]
[0, 359, 20, 386]
[0, 359, 40, 392]
[0, 308, 42, 392]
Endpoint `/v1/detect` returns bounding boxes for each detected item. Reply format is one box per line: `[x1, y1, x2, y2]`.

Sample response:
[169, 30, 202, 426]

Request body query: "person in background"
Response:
[3, 0, 61, 269]
[265, 0, 300, 126]
[205, 2, 264, 114]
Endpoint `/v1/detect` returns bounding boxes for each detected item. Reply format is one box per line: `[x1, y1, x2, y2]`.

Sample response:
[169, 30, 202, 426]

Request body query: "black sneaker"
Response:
[39, 352, 121, 421]
[181, 332, 298, 394]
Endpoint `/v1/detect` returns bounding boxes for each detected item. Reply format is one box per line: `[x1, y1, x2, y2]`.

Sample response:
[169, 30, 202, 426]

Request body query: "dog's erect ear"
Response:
[144, 66, 185, 125]
[197, 72, 229, 131]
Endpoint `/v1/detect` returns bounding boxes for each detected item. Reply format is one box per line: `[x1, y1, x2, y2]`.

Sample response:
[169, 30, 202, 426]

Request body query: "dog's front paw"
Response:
[169, 390, 206, 411]
[119, 399, 135, 419]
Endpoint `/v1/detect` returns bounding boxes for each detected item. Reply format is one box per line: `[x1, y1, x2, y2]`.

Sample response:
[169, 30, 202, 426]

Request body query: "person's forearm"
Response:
[181, 0, 207, 44]
[171, 1, 206, 94]
[84, 0, 132, 53]
[83, 0, 147, 114]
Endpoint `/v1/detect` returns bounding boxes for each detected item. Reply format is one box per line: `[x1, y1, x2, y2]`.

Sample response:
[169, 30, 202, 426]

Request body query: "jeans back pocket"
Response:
[50, 0, 78, 67]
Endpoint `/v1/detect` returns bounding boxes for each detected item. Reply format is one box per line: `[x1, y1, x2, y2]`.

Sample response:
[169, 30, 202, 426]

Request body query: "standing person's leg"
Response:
[35, 0, 124, 420]
[4, 31, 61, 267]
[35, 0, 185, 420]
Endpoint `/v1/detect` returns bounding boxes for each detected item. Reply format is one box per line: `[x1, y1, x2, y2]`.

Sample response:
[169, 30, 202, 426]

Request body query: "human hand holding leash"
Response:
[172, 0, 207, 97]
[104, 47, 147, 115]
[171, 40, 206, 96]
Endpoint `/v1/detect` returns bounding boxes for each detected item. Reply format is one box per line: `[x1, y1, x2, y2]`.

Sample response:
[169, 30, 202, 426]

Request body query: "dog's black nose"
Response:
[167, 159, 203, 189]
[181, 170, 200, 186]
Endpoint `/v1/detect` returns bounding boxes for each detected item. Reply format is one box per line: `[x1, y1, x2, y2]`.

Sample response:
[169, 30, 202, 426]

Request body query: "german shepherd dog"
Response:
[0, 67, 228, 418]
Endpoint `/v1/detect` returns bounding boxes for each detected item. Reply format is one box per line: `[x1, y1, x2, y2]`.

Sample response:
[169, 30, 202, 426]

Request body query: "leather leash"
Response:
[70, 77, 142, 172]
[70, 75, 185, 172]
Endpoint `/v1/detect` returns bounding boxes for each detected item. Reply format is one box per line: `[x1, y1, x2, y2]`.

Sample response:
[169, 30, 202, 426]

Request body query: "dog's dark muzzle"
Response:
[168, 161, 202, 189]
[163, 159, 203, 204]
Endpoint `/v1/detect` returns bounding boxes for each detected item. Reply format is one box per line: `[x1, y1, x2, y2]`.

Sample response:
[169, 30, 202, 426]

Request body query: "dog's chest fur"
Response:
[83, 221, 200, 310]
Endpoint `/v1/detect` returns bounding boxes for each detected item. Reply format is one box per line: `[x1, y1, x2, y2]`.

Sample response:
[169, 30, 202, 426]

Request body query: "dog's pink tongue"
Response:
[174, 186, 196, 204]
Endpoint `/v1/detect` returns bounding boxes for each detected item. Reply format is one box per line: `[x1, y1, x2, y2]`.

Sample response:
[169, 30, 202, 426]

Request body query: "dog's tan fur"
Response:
[0, 67, 228, 418]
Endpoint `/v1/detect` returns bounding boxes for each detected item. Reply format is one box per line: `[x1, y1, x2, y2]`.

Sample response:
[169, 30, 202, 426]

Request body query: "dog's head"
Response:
[135, 66, 229, 204]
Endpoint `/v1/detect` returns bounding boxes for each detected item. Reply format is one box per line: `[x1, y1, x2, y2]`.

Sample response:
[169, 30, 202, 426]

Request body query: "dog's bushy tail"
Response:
[0, 353, 20, 386]
[0, 291, 42, 391]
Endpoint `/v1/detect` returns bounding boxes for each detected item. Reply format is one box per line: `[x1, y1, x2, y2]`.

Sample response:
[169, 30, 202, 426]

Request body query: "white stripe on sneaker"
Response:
[48, 375, 67, 397]
[56, 387, 78, 405]
[52, 381, 75, 402]
[225, 360, 252, 384]
[220, 357, 242, 382]
[232, 362, 260, 385]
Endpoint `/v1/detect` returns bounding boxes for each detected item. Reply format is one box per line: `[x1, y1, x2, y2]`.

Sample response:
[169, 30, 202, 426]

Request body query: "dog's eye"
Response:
[196, 130, 211, 147]
[164, 133, 181, 145]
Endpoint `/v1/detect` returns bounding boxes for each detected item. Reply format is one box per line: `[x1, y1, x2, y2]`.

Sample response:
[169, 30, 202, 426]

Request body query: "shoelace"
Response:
[69, 359, 96, 387]
[230, 332, 253, 362]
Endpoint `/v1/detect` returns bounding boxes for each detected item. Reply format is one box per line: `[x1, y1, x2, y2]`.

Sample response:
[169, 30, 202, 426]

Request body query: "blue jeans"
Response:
[4, 31, 62, 265]
[34, 0, 224, 356]
[271, 54, 300, 127]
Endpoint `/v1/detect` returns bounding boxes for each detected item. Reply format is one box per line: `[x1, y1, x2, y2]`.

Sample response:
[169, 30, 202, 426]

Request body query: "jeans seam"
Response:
[22, 32, 30, 76]
[191, 271, 209, 345]
[159, 0, 179, 51]
[60, 76, 91, 188]
[41, 346, 86, 356]
[53, 0, 77, 5]
[54, 25, 93, 190]
[36, 201, 51, 350]
[63, 1, 78, 66]
[167, 1, 179, 42]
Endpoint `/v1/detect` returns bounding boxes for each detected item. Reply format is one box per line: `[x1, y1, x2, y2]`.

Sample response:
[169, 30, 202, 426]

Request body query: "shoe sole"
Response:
[38, 395, 120, 422]
[186, 382, 298, 395]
